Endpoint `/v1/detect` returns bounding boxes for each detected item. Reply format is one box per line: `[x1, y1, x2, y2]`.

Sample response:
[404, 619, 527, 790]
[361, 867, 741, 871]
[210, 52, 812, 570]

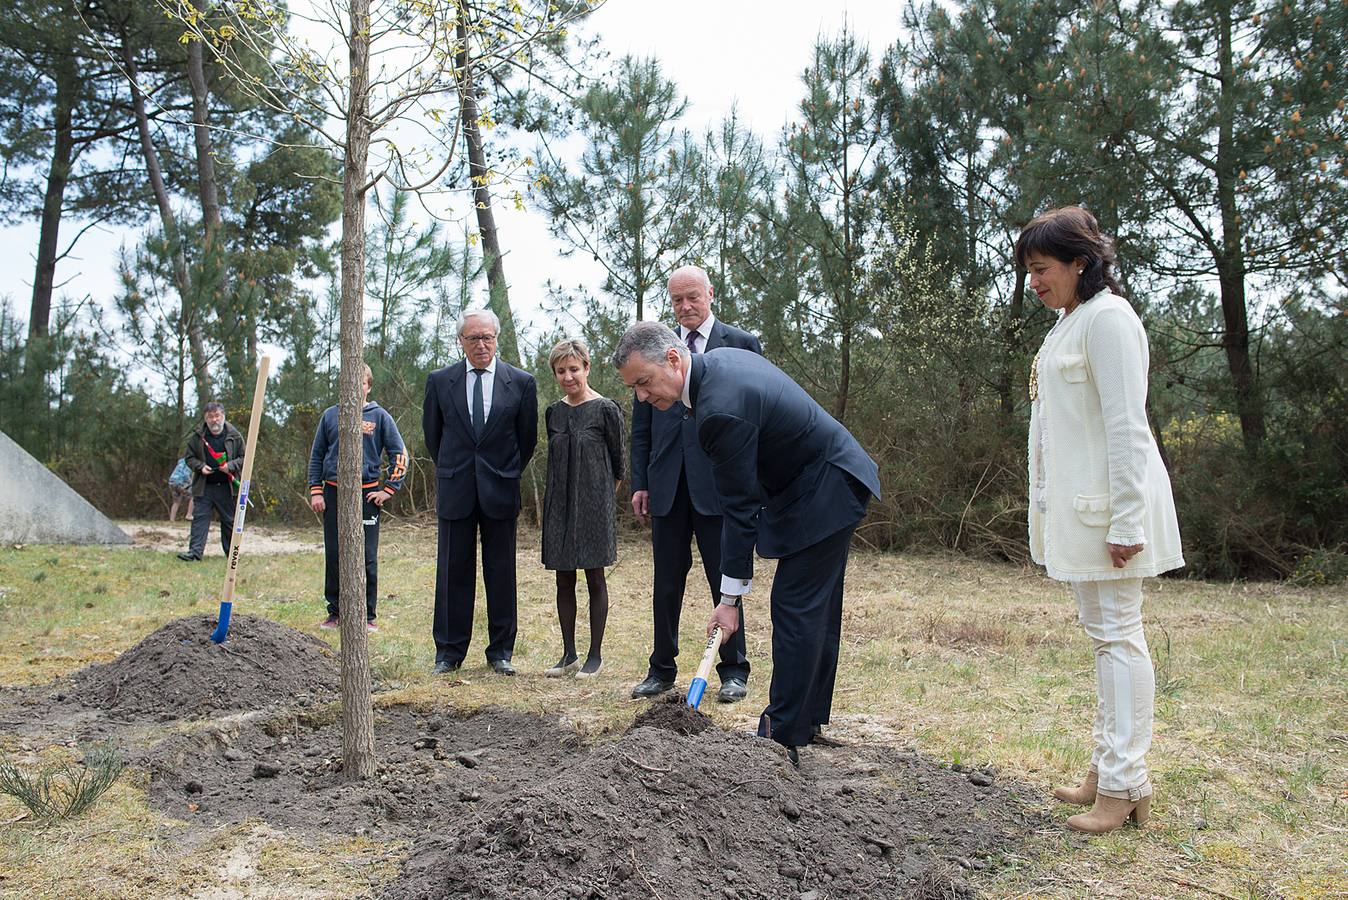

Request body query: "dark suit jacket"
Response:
[688, 349, 881, 577]
[630, 319, 762, 517]
[423, 359, 538, 520]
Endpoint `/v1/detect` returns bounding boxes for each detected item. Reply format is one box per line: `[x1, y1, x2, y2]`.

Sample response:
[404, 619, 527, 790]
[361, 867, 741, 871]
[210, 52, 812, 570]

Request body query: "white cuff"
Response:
[1106, 529, 1146, 547]
[720, 575, 751, 596]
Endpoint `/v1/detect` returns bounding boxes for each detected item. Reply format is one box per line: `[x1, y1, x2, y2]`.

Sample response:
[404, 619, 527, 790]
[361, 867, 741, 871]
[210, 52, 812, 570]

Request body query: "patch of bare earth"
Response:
[5, 612, 1043, 899]
[120, 521, 321, 555]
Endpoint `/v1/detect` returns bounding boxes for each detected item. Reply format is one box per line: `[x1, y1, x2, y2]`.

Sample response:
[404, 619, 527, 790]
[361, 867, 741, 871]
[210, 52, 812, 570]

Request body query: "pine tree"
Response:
[538, 55, 703, 322]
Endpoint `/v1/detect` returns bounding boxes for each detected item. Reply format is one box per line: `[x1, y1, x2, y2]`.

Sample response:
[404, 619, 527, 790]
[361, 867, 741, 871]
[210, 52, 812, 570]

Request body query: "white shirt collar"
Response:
[469, 357, 498, 375]
[680, 356, 693, 410]
[679, 312, 716, 344]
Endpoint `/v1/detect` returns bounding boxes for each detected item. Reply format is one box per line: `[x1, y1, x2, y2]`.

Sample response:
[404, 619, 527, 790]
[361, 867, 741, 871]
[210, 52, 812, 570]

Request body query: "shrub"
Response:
[1289, 547, 1348, 587]
[0, 744, 124, 821]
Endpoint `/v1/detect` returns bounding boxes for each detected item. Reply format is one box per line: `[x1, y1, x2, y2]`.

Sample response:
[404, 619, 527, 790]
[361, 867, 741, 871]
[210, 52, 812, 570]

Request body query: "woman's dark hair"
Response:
[1015, 206, 1123, 302]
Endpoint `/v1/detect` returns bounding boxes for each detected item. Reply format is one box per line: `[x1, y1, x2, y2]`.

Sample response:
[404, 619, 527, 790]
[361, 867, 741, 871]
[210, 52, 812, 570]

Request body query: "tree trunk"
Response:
[998, 268, 1026, 417]
[456, 18, 519, 363]
[28, 60, 76, 344]
[176, 326, 188, 443]
[121, 32, 214, 406]
[833, 144, 854, 423]
[833, 322, 851, 422]
[378, 224, 394, 361]
[1216, 265, 1262, 450]
[186, 11, 223, 239]
[338, 0, 376, 781]
[185, 5, 238, 383]
[633, 176, 645, 322]
[1214, 5, 1263, 453]
[1148, 404, 1172, 473]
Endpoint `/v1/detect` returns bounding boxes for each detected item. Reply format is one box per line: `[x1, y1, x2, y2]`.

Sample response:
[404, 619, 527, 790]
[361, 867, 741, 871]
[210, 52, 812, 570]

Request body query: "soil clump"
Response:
[142, 706, 581, 839]
[627, 693, 711, 736]
[69, 614, 339, 719]
[387, 721, 1043, 900]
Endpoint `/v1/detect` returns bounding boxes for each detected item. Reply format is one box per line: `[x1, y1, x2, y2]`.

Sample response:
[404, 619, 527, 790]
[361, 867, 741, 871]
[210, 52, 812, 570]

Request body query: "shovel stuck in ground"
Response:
[685, 626, 724, 709]
[211, 356, 270, 644]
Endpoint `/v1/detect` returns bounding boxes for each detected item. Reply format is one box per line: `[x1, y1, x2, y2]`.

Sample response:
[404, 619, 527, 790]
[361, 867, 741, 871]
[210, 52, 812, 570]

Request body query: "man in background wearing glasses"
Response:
[423, 309, 538, 676]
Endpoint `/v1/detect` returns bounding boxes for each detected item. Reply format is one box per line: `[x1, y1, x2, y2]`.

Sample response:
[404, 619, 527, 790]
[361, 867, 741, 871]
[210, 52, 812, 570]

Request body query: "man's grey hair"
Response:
[668, 264, 712, 292]
[203, 401, 225, 415]
[613, 321, 689, 369]
[457, 308, 500, 336]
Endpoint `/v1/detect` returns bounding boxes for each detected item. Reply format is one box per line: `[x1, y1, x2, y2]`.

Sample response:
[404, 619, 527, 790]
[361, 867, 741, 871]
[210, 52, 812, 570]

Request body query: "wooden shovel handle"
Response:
[220, 356, 270, 606]
[694, 626, 723, 685]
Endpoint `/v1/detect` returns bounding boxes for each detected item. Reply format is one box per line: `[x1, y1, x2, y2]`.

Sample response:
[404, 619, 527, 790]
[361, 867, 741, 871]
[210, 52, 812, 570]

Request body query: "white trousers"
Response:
[1070, 578, 1154, 799]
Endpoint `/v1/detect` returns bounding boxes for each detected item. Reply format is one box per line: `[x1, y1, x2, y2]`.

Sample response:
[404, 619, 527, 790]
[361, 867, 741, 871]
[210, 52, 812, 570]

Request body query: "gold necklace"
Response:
[1030, 312, 1071, 403]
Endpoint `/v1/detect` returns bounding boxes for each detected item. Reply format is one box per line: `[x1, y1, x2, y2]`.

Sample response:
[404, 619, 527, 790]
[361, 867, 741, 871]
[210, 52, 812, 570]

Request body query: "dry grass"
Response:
[0, 518, 1345, 898]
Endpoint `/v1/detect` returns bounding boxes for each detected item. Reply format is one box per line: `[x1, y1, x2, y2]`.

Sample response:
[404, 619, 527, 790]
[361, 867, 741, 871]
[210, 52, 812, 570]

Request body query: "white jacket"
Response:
[1028, 291, 1184, 582]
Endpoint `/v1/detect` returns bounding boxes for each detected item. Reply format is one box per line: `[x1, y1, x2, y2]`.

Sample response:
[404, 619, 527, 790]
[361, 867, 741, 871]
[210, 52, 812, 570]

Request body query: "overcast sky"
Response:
[0, 1, 908, 354]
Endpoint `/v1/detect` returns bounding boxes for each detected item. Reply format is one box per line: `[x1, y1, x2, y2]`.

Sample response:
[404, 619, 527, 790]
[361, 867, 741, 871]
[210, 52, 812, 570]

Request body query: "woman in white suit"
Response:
[1018, 206, 1184, 834]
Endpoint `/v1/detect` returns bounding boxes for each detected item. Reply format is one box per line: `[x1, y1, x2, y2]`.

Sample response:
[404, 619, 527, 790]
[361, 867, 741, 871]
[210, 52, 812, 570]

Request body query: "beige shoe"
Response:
[574, 658, 602, 679]
[1052, 767, 1099, 805]
[1065, 788, 1152, 833]
[543, 654, 579, 677]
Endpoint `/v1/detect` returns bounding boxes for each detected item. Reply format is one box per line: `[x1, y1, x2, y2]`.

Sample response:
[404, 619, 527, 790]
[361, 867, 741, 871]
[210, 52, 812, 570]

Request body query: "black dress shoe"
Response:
[787, 747, 800, 768]
[432, 660, 461, 675]
[809, 724, 847, 746]
[489, 659, 516, 676]
[717, 678, 748, 703]
[630, 674, 675, 698]
[176, 552, 202, 561]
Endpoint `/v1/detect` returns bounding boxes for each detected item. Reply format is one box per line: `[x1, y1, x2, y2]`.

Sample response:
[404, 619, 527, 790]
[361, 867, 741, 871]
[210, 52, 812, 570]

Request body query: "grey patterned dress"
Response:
[542, 397, 626, 570]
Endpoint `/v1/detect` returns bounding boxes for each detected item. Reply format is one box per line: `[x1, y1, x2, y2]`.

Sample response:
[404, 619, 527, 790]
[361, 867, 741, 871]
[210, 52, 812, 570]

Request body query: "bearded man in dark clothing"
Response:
[177, 402, 245, 561]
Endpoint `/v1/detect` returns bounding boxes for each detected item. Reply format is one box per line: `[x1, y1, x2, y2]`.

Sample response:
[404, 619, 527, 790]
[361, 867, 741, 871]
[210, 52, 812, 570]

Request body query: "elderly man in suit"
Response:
[628, 265, 762, 703]
[423, 309, 538, 676]
[617, 321, 880, 764]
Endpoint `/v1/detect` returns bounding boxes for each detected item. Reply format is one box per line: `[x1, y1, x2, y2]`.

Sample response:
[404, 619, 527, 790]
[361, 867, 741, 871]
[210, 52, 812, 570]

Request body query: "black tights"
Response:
[555, 568, 609, 661]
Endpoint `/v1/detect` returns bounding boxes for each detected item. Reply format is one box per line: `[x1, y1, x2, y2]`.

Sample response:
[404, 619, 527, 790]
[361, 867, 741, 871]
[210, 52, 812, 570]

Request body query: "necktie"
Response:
[685, 330, 699, 354]
[471, 368, 486, 437]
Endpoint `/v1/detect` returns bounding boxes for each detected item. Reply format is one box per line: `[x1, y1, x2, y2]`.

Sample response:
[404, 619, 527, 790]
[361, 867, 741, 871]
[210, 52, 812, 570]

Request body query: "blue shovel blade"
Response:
[210, 601, 233, 643]
[687, 677, 708, 709]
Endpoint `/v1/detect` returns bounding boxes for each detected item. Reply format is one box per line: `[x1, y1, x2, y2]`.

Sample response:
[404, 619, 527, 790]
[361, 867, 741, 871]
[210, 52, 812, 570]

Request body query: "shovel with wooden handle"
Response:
[685, 626, 723, 709]
[210, 355, 270, 644]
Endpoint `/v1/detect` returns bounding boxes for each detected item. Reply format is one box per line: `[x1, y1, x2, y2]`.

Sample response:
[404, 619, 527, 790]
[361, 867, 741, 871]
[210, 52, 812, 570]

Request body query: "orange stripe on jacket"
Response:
[387, 452, 408, 487]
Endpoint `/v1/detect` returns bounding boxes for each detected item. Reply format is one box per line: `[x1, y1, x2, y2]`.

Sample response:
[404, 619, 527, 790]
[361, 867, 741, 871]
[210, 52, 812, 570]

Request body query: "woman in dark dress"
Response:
[542, 338, 625, 678]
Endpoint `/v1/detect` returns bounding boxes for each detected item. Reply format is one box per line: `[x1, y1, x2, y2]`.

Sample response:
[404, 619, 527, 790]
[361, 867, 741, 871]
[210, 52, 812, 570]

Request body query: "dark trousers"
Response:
[757, 520, 857, 749]
[322, 484, 380, 621]
[188, 481, 235, 557]
[648, 472, 750, 683]
[434, 505, 517, 665]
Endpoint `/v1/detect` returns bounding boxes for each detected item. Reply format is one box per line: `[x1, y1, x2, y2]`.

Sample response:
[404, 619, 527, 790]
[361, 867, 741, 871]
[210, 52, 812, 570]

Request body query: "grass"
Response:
[0, 518, 1345, 898]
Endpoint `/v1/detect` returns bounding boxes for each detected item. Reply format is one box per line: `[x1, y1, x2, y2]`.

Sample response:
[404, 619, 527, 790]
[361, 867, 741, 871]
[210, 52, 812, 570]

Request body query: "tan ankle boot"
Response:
[1052, 767, 1098, 805]
[1065, 790, 1152, 833]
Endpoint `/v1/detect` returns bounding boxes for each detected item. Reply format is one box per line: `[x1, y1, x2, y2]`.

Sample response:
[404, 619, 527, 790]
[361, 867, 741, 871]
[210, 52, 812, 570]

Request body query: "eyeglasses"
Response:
[460, 333, 497, 344]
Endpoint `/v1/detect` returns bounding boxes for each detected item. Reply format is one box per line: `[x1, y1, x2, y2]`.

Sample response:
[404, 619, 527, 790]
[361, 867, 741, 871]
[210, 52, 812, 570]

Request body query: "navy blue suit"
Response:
[689, 349, 880, 747]
[423, 359, 538, 664]
[630, 318, 761, 684]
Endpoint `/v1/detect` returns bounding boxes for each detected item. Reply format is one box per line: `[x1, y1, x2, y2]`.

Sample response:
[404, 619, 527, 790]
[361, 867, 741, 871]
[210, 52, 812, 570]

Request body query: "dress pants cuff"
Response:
[757, 712, 808, 749]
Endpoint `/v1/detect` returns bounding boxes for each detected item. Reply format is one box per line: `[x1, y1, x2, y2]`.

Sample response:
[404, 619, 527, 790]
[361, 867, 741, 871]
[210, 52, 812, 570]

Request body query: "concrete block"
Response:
[0, 430, 131, 545]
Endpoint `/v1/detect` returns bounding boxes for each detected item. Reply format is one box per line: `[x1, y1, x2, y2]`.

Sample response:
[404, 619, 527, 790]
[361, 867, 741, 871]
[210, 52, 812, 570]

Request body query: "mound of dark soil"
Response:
[388, 723, 1044, 900]
[627, 693, 711, 736]
[142, 706, 582, 838]
[70, 614, 339, 718]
